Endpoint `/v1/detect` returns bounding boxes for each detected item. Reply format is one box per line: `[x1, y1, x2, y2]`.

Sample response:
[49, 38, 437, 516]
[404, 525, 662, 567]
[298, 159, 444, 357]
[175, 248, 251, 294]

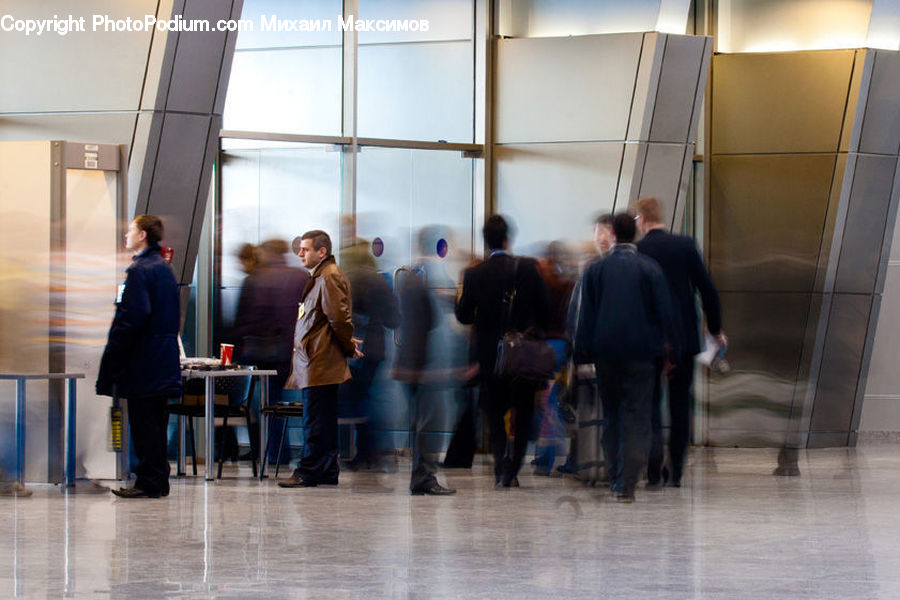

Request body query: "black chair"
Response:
[260, 401, 304, 479]
[169, 376, 258, 479]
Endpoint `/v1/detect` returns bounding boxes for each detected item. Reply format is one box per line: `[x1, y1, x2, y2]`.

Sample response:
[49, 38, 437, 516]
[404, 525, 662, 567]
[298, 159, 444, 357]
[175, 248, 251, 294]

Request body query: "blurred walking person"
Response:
[575, 213, 676, 503]
[636, 197, 725, 488]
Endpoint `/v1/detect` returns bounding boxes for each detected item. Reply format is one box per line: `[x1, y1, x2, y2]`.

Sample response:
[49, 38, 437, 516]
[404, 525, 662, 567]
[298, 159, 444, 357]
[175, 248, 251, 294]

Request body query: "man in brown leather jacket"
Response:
[280, 230, 361, 488]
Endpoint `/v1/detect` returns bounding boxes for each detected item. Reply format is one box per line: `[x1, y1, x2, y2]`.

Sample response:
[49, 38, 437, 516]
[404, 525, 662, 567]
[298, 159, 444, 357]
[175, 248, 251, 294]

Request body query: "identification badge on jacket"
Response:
[298, 302, 305, 320]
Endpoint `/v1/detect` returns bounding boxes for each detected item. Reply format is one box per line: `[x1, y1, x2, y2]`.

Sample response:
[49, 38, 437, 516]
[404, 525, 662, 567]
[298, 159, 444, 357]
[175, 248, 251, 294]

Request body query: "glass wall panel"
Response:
[356, 147, 475, 449]
[219, 144, 343, 330]
[358, 0, 473, 43]
[356, 147, 474, 282]
[358, 42, 474, 142]
[224, 47, 342, 135]
[237, 0, 343, 49]
[224, 0, 342, 135]
[358, 0, 474, 142]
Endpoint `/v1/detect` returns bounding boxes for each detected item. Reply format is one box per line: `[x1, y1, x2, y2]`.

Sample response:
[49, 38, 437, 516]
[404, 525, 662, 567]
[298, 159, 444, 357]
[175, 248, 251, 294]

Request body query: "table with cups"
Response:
[180, 344, 277, 481]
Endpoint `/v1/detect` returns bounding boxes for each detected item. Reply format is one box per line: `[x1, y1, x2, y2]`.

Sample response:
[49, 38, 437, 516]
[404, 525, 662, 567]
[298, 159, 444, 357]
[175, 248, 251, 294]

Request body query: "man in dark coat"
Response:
[233, 239, 308, 464]
[575, 212, 677, 503]
[636, 197, 725, 487]
[97, 214, 182, 498]
[456, 215, 550, 488]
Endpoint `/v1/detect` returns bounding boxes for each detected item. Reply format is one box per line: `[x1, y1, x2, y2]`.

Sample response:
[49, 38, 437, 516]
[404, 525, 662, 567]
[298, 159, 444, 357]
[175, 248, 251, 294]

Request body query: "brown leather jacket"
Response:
[286, 256, 355, 389]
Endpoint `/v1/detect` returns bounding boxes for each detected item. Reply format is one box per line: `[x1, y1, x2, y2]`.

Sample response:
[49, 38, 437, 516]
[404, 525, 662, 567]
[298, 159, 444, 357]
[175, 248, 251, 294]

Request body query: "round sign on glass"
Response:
[372, 237, 384, 257]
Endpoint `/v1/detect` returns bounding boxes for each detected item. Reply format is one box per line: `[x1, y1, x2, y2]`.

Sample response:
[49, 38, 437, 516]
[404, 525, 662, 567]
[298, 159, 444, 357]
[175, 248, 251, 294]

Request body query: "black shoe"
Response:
[411, 482, 456, 496]
[617, 492, 635, 503]
[111, 487, 161, 499]
[645, 481, 663, 490]
[499, 476, 520, 488]
[278, 471, 317, 488]
[668, 479, 682, 488]
[320, 476, 339, 486]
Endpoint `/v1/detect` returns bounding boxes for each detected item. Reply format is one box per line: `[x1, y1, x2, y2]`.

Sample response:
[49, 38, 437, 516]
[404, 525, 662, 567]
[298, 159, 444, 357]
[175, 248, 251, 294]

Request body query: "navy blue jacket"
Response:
[637, 229, 721, 355]
[96, 245, 182, 400]
[575, 244, 677, 363]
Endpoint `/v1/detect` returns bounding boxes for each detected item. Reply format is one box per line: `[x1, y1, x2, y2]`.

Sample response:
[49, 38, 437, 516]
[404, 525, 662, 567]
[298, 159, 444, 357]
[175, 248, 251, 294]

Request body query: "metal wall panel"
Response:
[0, 0, 157, 113]
[834, 154, 898, 294]
[709, 154, 836, 292]
[858, 51, 900, 156]
[649, 35, 707, 144]
[495, 34, 643, 143]
[839, 50, 866, 154]
[810, 293, 872, 431]
[139, 113, 214, 279]
[706, 292, 812, 445]
[628, 143, 686, 224]
[627, 33, 664, 142]
[807, 432, 850, 448]
[814, 153, 848, 293]
[711, 51, 855, 154]
[165, 0, 234, 115]
[494, 142, 623, 249]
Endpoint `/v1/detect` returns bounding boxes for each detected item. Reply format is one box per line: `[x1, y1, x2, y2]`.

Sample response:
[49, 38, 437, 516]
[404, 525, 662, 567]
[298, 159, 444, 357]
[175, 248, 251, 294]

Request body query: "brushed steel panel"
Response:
[140, 113, 213, 282]
[672, 144, 694, 231]
[615, 142, 642, 211]
[851, 292, 884, 434]
[0, 0, 157, 113]
[495, 142, 622, 249]
[877, 158, 900, 293]
[633, 142, 686, 225]
[814, 154, 848, 293]
[649, 35, 707, 144]
[705, 292, 812, 439]
[839, 49, 866, 153]
[709, 154, 835, 293]
[166, 0, 233, 115]
[705, 429, 787, 448]
[711, 51, 855, 155]
[834, 154, 897, 294]
[495, 34, 643, 143]
[858, 50, 900, 156]
[810, 293, 872, 432]
[806, 431, 850, 448]
[627, 33, 663, 142]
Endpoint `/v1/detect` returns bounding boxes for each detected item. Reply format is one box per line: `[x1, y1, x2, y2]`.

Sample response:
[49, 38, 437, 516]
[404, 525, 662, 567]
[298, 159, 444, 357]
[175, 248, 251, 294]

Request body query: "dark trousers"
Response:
[296, 384, 340, 483]
[128, 395, 171, 495]
[596, 359, 655, 494]
[485, 376, 536, 484]
[648, 353, 695, 484]
[408, 383, 438, 491]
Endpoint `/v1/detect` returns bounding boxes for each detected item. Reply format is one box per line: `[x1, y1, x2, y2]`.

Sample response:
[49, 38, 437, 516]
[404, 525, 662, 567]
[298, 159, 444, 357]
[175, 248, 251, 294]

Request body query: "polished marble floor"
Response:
[2, 447, 900, 599]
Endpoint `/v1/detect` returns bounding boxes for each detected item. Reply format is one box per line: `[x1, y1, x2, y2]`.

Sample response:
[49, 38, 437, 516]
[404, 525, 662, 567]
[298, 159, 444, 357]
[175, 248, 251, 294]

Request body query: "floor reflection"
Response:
[0, 447, 898, 598]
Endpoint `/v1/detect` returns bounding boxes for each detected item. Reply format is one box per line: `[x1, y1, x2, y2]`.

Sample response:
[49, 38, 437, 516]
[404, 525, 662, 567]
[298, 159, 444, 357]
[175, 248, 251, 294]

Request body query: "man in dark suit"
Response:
[575, 213, 677, 503]
[636, 197, 726, 488]
[456, 215, 550, 488]
[97, 214, 182, 499]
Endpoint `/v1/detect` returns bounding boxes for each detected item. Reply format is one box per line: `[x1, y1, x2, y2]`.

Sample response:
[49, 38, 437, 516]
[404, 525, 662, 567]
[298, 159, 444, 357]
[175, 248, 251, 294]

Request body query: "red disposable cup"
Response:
[220, 343, 234, 366]
[161, 247, 174, 264]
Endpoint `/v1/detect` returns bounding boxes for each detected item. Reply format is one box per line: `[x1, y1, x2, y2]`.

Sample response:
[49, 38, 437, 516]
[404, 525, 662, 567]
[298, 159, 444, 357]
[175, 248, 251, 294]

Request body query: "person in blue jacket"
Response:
[97, 214, 182, 498]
